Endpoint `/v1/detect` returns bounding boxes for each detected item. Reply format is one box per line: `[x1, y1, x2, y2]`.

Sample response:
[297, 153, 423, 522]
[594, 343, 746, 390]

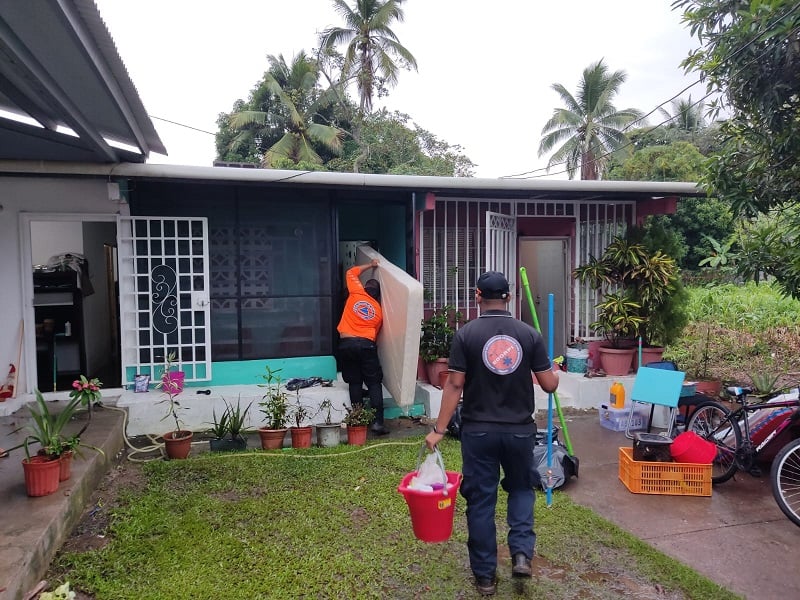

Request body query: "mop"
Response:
[519, 268, 579, 478]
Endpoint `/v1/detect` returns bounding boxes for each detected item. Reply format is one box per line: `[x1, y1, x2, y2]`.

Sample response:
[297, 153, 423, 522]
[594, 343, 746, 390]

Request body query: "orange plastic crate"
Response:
[618, 447, 712, 497]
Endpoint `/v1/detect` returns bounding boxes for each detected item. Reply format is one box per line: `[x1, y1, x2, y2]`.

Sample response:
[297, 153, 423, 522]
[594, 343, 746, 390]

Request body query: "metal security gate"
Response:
[117, 217, 212, 385]
[485, 211, 517, 315]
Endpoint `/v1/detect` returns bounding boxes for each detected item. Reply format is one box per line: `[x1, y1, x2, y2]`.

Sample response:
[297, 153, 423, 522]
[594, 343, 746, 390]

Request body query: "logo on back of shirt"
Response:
[353, 300, 376, 321]
[482, 335, 522, 375]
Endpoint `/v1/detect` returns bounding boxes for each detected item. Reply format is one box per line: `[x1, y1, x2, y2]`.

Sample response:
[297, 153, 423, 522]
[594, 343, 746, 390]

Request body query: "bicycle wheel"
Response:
[770, 438, 800, 528]
[685, 400, 741, 483]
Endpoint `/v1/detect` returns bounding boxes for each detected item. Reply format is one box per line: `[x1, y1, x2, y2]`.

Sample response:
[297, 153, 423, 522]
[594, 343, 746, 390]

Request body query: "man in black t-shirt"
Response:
[426, 271, 559, 596]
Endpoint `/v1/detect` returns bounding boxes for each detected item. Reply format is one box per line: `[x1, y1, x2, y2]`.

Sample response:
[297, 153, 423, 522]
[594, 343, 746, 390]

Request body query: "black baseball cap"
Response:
[476, 271, 509, 299]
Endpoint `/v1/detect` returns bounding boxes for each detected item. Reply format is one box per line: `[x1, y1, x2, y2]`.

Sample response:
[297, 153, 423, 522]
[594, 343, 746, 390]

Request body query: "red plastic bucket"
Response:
[398, 470, 462, 543]
[670, 431, 717, 464]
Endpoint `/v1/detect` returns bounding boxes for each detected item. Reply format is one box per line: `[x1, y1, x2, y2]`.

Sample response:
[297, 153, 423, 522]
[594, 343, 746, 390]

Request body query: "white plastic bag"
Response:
[415, 452, 446, 486]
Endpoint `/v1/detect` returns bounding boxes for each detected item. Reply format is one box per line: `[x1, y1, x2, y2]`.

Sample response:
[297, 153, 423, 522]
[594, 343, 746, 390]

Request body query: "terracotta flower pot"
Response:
[59, 450, 73, 482]
[163, 430, 193, 459]
[290, 426, 313, 449]
[22, 456, 60, 497]
[346, 425, 368, 446]
[437, 369, 451, 390]
[258, 428, 287, 450]
[597, 347, 636, 376]
[638, 346, 665, 370]
[425, 358, 449, 387]
[694, 379, 722, 398]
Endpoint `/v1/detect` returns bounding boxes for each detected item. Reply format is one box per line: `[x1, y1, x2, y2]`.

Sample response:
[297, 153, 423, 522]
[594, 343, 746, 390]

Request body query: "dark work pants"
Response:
[338, 337, 384, 423]
[460, 430, 537, 580]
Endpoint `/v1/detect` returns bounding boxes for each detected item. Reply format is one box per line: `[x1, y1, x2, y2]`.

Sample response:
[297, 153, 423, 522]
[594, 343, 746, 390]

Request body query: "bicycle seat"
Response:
[726, 386, 752, 398]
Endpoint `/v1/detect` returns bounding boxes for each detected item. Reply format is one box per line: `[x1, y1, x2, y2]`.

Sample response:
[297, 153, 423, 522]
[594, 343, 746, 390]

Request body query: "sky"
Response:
[93, 0, 704, 179]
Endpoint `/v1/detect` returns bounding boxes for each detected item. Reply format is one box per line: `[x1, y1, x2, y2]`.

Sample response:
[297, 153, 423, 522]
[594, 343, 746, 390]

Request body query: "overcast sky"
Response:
[93, 0, 703, 179]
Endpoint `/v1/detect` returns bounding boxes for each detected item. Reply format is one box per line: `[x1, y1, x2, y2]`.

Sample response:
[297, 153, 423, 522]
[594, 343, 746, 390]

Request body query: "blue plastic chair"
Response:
[625, 364, 686, 439]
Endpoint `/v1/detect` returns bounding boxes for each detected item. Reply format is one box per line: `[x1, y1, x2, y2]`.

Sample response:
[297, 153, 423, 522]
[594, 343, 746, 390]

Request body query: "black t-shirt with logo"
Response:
[448, 309, 551, 433]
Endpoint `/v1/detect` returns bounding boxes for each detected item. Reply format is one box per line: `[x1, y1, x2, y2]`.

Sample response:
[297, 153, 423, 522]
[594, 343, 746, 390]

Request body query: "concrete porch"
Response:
[3, 370, 650, 438]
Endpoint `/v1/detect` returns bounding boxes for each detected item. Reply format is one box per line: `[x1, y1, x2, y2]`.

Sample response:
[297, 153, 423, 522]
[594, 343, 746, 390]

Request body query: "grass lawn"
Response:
[50, 436, 739, 599]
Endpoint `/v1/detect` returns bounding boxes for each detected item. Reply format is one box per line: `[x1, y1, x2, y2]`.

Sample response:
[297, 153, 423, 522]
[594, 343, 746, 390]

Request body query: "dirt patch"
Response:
[59, 459, 147, 556]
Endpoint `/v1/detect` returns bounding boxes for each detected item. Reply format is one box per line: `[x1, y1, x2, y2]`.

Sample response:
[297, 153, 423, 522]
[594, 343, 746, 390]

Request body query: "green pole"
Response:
[520, 267, 575, 455]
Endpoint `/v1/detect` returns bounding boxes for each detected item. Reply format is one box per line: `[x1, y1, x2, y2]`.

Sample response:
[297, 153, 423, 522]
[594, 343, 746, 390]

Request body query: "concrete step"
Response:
[0, 403, 124, 600]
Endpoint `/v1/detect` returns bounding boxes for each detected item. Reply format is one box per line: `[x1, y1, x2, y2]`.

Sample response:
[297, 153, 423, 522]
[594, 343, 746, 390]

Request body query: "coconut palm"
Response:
[658, 95, 707, 132]
[319, 0, 417, 113]
[228, 52, 343, 167]
[538, 60, 645, 180]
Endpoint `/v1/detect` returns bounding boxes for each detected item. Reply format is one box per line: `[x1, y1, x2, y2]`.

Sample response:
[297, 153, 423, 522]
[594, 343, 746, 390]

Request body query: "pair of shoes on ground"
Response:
[370, 423, 389, 435]
[475, 555, 532, 596]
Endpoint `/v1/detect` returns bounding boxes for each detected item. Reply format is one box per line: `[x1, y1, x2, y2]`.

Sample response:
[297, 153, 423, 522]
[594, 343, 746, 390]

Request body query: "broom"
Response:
[519, 268, 579, 474]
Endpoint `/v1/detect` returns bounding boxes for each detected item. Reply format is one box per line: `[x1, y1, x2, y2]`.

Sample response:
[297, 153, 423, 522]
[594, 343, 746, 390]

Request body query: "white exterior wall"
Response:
[0, 176, 127, 405]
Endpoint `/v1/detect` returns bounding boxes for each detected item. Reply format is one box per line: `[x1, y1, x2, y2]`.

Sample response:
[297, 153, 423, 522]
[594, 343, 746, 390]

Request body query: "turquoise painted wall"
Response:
[126, 356, 337, 388]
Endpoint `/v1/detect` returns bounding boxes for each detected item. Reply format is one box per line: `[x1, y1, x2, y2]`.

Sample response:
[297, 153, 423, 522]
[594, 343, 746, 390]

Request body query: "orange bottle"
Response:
[610, 381, 625, 409]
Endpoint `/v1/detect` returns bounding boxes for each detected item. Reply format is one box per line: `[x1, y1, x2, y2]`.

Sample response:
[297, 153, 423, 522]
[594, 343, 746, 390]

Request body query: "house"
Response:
[0, 2, 705, 429]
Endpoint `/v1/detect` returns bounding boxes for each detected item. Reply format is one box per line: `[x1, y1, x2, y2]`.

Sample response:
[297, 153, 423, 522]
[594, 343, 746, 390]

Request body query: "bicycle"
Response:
[685, 386, 800, 527]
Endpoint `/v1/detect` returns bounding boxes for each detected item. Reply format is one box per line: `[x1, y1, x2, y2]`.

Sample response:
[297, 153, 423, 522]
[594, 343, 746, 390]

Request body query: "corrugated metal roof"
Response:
[0, 160, 706, 200]
[0, 0, 165, 163]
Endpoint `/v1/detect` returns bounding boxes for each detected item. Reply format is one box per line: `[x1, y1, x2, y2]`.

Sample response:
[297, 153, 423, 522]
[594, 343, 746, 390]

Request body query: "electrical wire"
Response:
[503, 2, 800, 180]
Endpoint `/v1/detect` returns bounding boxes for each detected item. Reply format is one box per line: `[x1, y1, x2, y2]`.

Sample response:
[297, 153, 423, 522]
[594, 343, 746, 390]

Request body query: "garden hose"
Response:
[103, 403, 420, 463]
[519, 267, 575, 456]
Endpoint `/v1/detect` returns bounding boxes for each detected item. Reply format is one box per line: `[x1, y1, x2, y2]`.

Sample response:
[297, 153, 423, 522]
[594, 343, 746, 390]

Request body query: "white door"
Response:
[485, 211, 517, 315]
[519, 239, 568, 356]
[116, 217, 212, 385]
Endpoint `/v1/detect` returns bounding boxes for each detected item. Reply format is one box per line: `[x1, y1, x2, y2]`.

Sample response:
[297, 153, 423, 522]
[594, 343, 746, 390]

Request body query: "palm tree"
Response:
[538, 60, 645, 180]
[319, 0, 417, 114]
[658, 96, 706, 132]
[228, 52, 343, 168]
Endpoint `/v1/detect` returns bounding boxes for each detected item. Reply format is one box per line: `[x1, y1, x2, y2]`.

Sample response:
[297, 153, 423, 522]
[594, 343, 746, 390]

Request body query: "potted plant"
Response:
[342, 403, 376, 446]
[226, 398, 251, 450]
[316, 398, 342, 448]
[207, 398, 251, 452]
[573, 236, 686, 375]
[157, 352, 193, 459]
[588, 293, 643, 375]
[68, 374, 103, 432]
[684, 324, 722, 397]
[419, 305, 462, 384]
[257, 365, 289, 450]
[21, 390, 83, 496]
[207, 405, 230, 451]
[288, 390, 314, 449]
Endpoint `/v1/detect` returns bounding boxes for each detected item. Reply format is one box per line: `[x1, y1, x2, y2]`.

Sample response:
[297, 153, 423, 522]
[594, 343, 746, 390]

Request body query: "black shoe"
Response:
[512, 553, 532, 578]
[370, 423, 389, 436]
[474, 576, 497, 596]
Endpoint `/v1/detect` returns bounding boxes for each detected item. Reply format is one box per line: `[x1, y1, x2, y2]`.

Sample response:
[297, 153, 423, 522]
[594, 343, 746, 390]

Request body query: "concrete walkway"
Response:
[1, 403, 798, 599]
[558, 411, 799, 600]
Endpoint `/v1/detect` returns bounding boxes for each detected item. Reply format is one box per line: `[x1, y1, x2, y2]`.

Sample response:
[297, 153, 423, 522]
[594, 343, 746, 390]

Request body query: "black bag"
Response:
[446, 402, 462, 439]
[532, 427, 578, 490]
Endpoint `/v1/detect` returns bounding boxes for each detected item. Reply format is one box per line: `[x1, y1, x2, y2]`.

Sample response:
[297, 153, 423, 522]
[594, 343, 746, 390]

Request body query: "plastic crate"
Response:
[599, 405, 646, 432]
[618, 447, 712, 497]
[680, 383, 697, 397]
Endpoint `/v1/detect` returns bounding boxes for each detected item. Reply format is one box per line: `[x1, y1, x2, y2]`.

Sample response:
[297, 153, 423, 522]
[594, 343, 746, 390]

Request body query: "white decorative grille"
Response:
[117, 217, 212, 385]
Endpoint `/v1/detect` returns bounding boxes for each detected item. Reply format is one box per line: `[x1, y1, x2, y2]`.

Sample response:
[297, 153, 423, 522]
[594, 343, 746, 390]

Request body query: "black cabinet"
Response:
[34, 271, 85, 392]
